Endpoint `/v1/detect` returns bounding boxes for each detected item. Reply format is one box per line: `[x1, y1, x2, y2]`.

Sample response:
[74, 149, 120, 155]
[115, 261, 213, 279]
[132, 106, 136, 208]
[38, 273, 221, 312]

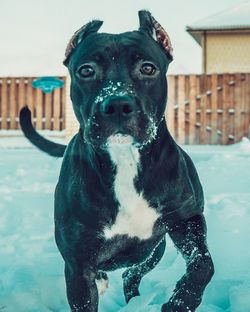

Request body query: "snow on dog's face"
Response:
[64, 11, 173, 148]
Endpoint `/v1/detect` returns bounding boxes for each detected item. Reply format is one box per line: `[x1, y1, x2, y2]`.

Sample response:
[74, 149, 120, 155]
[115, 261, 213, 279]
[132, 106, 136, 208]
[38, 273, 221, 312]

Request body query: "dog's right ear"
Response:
[138, 10, 154, 37]
[63, 20, 103, 67]
[138, 10, 173, 62]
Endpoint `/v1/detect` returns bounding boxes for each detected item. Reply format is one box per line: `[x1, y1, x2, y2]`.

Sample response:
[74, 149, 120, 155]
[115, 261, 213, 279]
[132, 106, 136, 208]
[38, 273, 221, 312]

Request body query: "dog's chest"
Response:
[103, 137, 160, 240]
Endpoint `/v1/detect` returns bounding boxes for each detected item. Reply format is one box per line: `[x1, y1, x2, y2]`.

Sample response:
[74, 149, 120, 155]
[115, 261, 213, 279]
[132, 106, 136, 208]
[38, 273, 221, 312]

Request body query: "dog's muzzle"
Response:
[84, 82, 157, 147]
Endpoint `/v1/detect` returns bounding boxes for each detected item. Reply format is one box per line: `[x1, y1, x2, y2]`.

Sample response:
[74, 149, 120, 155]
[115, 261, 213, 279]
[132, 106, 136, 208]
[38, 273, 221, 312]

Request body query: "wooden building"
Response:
[186, 2, 250, 74]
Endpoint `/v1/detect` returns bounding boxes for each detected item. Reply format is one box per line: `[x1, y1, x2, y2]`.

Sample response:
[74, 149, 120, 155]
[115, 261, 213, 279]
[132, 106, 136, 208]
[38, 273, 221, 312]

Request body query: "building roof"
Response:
[187, 2, 250, 44]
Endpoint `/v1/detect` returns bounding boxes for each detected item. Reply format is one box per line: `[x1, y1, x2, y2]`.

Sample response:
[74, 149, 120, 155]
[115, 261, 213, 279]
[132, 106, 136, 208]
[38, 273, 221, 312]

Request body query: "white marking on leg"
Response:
[96, 277, 109, 296]
[104, 135, 160, 240]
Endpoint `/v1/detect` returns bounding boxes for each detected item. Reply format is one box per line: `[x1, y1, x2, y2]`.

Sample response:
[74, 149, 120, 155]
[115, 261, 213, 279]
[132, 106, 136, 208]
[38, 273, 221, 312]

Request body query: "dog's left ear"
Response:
[138, 10, 173, 62]
[63, 20, 103, 66]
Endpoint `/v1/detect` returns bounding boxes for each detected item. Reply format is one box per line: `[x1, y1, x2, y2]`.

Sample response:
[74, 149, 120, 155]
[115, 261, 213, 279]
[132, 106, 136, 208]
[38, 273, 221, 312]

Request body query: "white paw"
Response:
[96, 273, 109, 296]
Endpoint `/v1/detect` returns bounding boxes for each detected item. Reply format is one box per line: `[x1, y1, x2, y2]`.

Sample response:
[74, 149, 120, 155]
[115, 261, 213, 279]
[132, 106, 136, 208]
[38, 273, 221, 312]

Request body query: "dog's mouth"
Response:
[107, 134, 134, 145]
[84, 113, 158, 149]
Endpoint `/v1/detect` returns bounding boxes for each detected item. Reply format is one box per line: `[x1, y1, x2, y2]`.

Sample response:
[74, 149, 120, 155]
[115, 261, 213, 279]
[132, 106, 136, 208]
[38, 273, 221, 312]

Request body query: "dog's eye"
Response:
[140, 62, 157, 76]
[78, 65, 95, 78]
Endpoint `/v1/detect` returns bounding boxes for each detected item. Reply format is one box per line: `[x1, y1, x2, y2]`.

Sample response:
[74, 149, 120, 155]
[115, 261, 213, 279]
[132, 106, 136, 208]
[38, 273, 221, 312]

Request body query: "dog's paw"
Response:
[96, 271, 109, 296]
[161, 302, 194, 312]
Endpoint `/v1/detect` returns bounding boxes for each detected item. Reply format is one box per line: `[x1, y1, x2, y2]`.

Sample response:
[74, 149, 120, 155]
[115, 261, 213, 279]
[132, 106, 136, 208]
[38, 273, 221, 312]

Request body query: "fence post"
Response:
[199, 75, 206, 144]
[61, 77, 66, 131]
[166, 75, 175, 137]
[211, 74, 218, 144]
[1, 78, 8, 129]
[65, 74, 79, 142]
[177, 75, 186, 145]
[35, 88, 43, 130]
[45, 92, 52, 130]
[17, 78, 25, 129]
[228, 74, 236, 143]
[188, 75, 197, 144]
[9, 78, 16, 129]
[244, 74, 250, 137]
[205, 75, 212, 144]
[53, 88, 61, 130]
[222, 74, 230, 144]
[27, 78, 35, 120]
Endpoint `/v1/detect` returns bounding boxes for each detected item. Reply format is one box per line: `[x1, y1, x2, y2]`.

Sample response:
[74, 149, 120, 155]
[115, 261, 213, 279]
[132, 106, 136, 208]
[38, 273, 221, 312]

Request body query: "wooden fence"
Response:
[166, 73, 250, 145]
[0, 74, 250, 144]
[0, 77, 66, 131]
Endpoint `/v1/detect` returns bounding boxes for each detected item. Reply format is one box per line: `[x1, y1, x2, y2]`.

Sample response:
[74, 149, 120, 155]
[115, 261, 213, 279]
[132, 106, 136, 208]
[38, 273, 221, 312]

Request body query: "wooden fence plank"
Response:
[240, 74, 247, 137]
[174, 76, 178, 140]
[205, 75, 212, 144]
[184, 75, 190, 144]
[17, 78, 25, 129]
[216, 75, 223, 144]
[199, 75, 207, 144]
[60, 78, 66, 130]
[0, 80, 1, 128]
[210, 74, 218, 144]
[195, 76, 201, 144]
[244, 74, 250, 137]
[1, 78, 8, 129]
[166, 75, 175, 136]
[45, 93, 52, 130]
[199, 75, 207, 143]
[53, 88, 61, 130]
[26, 78, 34, 117]
[228, 74, 236, 144]
[234, 74, 243, 142]
[188, 75, 197, 144]
[35, 88, 43, 130]
[177, 75, 185, 145]
[9, 78, 16, 129]
[222, 74, 230, 144]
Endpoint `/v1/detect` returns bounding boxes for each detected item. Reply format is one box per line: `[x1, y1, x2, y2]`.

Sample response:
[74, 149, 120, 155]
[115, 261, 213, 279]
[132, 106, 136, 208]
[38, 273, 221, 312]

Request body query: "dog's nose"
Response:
[100, 96, 136, 121]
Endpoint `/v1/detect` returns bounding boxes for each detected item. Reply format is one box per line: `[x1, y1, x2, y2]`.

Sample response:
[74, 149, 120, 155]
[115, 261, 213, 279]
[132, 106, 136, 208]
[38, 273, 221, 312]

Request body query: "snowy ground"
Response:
[0, 135, 250, 312]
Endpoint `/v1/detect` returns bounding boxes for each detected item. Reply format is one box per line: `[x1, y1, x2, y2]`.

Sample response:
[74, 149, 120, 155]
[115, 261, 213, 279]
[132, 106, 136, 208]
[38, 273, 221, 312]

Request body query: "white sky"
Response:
[0, 0, 246, 76]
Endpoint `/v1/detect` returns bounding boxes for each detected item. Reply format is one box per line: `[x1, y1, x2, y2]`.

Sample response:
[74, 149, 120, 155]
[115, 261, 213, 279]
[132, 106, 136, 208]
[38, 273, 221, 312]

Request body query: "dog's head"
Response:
[64, 11, 173, 148]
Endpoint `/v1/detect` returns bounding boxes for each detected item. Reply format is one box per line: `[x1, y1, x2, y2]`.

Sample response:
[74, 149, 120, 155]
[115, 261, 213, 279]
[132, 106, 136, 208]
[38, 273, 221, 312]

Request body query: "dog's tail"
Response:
[19, 106, 67, 157]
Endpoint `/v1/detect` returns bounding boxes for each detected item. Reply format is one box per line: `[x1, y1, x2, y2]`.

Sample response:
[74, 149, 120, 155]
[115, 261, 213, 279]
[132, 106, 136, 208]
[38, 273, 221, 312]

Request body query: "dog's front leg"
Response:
[162, 214, 214, 312]
[65, 263, 98, 312]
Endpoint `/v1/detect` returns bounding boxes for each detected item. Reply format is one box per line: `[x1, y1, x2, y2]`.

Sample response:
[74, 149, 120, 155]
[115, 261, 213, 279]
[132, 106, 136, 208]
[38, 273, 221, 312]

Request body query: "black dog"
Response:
[20, 11, 214, 312]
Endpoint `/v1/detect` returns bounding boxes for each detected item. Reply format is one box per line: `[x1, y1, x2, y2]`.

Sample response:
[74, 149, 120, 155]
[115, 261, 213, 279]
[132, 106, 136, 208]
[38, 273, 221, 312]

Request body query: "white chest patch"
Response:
[103, 135, 160, 240]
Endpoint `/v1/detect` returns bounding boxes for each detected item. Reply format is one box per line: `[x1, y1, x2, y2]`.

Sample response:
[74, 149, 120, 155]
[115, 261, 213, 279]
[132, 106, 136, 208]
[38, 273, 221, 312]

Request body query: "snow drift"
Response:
[0, 136, 250, 311]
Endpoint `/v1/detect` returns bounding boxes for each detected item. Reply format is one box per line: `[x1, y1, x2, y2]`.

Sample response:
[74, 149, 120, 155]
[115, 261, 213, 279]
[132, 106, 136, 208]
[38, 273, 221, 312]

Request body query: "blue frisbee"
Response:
[32, 77, 64, 93]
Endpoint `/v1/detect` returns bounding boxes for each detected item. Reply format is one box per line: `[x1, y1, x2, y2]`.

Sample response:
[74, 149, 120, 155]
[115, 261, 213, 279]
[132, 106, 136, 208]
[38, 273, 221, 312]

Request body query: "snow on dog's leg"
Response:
[163, 214, 214, 312]
[122, 237, 166, 303]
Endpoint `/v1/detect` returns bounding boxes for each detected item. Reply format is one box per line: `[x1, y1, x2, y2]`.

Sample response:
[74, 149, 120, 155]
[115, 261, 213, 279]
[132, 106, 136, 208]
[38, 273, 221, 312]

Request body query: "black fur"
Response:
[20, 11, 214, 312]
